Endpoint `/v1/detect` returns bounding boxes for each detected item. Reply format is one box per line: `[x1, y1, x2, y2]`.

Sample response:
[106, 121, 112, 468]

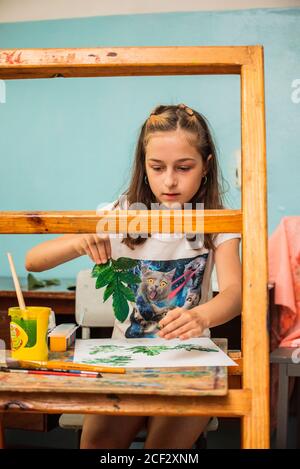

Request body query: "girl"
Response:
[25, 103, 241, 449]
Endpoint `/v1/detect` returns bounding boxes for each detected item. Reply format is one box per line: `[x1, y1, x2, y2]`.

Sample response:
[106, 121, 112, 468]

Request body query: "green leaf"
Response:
[44, 278, 61, 286]
[95, 269, 115, 289]
[112, 290, 129, 322]
[91, 262, 111, 278]
[103, 281, 115, 302]
[119, 282, 135, 302]
[112, 257, 139, 270]
[27, 273, 46, 290]
[118, 272, 141, 285]
[92, 257, 140, 322]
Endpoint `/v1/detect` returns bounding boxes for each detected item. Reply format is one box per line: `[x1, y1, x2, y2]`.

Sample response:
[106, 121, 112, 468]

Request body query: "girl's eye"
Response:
[151, 167, 191, 172]
[178, 167, 191, 171]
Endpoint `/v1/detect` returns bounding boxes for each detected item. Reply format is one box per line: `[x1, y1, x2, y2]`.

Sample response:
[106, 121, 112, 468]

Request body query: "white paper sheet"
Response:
[74, 338, 237, 368]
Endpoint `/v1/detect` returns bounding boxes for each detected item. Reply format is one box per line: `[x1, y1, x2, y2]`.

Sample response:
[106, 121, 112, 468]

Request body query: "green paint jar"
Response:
[8, 306, 50, 361]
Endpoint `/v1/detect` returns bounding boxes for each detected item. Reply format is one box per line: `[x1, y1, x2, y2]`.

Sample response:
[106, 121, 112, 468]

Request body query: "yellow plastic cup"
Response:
[8, 306, 50, 361]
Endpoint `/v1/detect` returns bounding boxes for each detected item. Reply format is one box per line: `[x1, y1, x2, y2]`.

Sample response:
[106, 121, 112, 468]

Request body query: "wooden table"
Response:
[0, 276, 243, 437]
[0, 339, 243, 448]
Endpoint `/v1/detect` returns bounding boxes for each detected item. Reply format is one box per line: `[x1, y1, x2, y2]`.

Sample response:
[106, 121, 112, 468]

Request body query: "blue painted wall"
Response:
[0, 8, 299, 279]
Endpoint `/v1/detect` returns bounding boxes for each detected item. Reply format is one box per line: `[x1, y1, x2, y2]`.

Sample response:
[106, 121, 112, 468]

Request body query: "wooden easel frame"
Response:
[0, 46, 268, 448]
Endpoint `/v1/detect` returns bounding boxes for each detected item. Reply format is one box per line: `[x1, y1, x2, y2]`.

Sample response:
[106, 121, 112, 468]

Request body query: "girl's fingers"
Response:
[158, 314, 189, 337]
[105, 238, 112, 259]
[102, 237, 111, 260]
[94, 241, 108, 263]
[88, 242, 102, 264]
[179, 328, 200, 340]
[83, 236, 104, 264]
[163, 321, 194, 339]
[83, 242, 97, 263]
[88, 235, 106, 263]
[159, 308, 181, 329]
[95, 234, 111, 262]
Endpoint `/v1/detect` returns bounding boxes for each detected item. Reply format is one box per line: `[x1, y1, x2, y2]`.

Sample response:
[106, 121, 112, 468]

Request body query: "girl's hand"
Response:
[73, 234, 111, 265]
[158, 307, 209, 340]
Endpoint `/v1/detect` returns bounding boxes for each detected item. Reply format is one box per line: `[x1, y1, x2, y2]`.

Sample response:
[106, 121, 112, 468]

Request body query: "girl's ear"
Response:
[203, 154, 212, 176]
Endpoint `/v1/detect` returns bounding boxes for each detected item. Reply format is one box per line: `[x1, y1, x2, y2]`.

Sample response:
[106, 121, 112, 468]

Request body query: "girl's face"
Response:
[145, 130, 206, 208]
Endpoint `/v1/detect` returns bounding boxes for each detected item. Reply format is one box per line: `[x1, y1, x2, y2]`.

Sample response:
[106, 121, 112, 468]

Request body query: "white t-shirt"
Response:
[96, 199, 241, 339]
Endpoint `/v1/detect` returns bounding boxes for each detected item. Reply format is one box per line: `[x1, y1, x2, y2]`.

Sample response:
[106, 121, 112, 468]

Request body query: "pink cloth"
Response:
[268, 216, 300, 433]
[268, 216, 300, 347]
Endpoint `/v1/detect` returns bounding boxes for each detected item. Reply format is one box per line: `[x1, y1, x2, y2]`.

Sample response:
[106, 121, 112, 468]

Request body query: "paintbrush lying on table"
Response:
[1, 357, 126, 374]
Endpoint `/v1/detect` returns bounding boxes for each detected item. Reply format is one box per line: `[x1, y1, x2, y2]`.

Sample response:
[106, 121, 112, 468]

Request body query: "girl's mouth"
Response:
[163, 193, 180, 199]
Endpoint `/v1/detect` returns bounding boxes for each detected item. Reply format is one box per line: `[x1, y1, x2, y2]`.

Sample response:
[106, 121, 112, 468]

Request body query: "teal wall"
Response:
[0, 8, 299, 279]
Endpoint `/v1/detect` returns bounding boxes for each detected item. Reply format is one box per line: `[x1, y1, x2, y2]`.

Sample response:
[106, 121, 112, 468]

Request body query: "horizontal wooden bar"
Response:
[0, 209, 242, 234]
[0, 46, 254, 80]
[0, 389, 251, 417]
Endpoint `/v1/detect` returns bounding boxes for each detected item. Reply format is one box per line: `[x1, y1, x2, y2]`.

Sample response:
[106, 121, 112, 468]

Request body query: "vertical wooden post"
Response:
[241, 46, 269, 448]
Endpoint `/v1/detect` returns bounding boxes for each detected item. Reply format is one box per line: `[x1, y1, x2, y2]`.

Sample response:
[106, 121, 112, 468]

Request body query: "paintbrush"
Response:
[2, 357, 125, 374]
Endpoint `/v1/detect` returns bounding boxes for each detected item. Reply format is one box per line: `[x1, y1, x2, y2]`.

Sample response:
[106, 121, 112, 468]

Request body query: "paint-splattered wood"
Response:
[0, 367, 226, 397]
[0, 209, 242, 234]
[0, 390, 251, 417]
[0, 46, 253, 80]
[0, 339, 229, 397]
[0, 340, 249, 417]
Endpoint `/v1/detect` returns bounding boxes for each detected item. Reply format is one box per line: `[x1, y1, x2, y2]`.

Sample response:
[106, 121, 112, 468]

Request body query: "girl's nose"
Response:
[164, 171, 177, 188]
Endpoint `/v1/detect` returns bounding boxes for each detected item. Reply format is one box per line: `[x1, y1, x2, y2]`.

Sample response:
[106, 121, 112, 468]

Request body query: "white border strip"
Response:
[0, 0, 299, 24]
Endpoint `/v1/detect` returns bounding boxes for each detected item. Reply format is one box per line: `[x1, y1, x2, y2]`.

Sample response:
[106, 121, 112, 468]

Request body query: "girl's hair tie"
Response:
[178, 103, 194, 116]
[148, 106, 166, 124]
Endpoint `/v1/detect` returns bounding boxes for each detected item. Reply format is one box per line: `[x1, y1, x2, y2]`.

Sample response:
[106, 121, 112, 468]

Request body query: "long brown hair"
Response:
[114, 104, 226, 251]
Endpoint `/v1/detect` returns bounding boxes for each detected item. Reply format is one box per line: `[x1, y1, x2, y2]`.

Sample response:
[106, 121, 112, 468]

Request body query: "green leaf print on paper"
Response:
[89, 345, 122, 355]
[83, 355, 132, 366]
[129, 346, 170, 356]
[92, 258, 141, 323]
[126, 344, 219, 355]
[173, 344, 219, 353]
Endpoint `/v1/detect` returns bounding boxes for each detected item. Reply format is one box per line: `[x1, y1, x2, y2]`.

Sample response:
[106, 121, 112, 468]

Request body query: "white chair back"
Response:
[75, 269, 115, 328]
